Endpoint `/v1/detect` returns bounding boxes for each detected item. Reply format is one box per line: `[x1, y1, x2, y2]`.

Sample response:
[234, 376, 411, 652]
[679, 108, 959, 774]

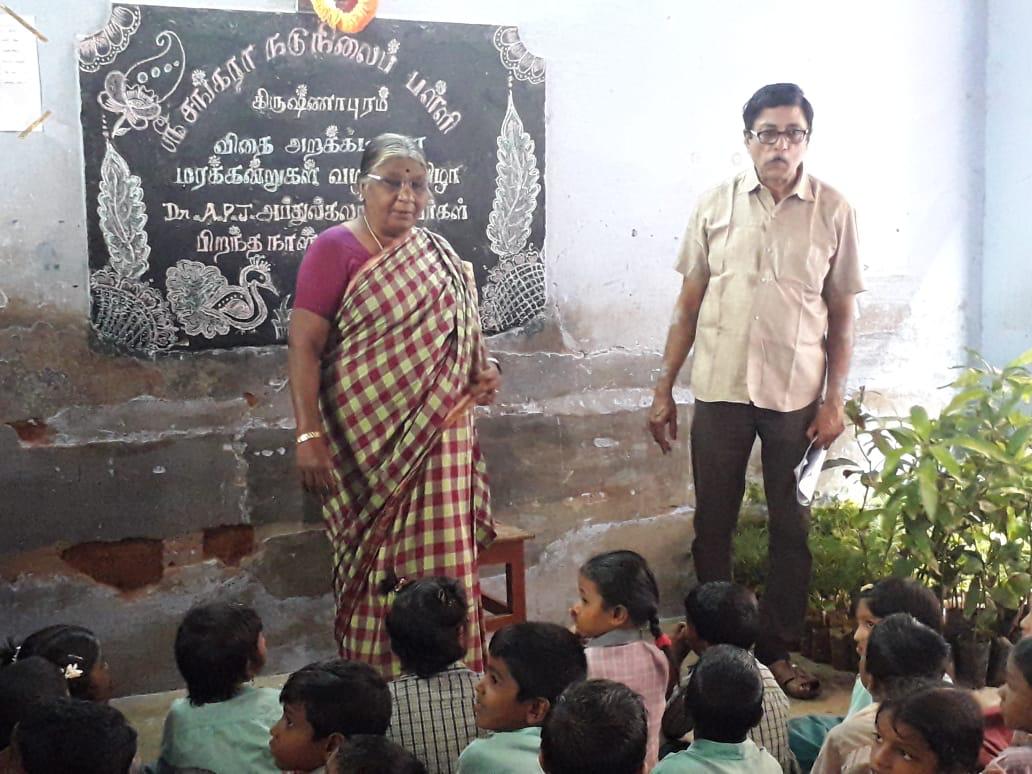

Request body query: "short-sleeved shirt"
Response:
[158, 685, 282, 773]
[387, 664, 482, 774]
[653, 738, 783, 773]
[810, 702, 879, 774]
[456, 727, 543, 774]
[293, 225, 373, 320]
[676, 166, 865, 412]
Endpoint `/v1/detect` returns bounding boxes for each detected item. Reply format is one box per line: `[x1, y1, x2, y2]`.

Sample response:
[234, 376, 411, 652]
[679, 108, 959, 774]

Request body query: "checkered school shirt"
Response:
[386, 664, 483, 774]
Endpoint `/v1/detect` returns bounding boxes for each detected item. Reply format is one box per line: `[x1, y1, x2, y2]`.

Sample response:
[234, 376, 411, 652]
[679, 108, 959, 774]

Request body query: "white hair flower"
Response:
[63, 663, 84, 680]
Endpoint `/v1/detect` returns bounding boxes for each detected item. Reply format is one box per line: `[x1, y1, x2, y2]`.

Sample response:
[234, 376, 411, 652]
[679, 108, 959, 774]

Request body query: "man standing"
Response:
[647, 83, 864, 699]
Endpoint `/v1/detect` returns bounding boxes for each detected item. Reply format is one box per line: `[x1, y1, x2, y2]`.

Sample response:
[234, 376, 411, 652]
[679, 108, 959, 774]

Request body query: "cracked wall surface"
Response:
[0, 0, 995, 694]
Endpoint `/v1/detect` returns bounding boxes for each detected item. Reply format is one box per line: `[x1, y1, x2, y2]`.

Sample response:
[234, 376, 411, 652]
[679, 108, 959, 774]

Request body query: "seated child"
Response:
[789, 577, 943, 771]
[871, 685, 983, 774]
[270, 659, 391, 774]
[663, 581, 795, 771]
[457, 622, 586, 774]
[572, 550, 669, 771]
[159, 602, 281, 773]
[812, 613, 949, 774]
[1, 624, 113, 702]
[0, 656, 68, 769]
[383, 574, 480, 773]
[8, 697, 138, 774]
[327, 735, 428, 774]
[540, 678, 648, 774]
[653, 645, 781, 773]
[986, 637, 1032, 772]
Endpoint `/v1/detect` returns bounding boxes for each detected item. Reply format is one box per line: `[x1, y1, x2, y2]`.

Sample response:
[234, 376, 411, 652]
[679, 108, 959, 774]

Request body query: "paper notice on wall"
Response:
[0, 12, 42, 132]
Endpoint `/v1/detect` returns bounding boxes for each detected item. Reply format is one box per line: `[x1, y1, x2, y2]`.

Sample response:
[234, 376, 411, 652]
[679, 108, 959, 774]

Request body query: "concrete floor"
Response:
[112, 654, 856, 765]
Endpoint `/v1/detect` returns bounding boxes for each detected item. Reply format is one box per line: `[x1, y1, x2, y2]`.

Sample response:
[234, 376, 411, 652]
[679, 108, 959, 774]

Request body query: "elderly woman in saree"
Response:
[288, 133, 500, 677]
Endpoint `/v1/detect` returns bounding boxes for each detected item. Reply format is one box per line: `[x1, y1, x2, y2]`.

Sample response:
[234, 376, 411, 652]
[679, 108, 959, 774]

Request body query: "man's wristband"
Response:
[296, 431, 324, 444]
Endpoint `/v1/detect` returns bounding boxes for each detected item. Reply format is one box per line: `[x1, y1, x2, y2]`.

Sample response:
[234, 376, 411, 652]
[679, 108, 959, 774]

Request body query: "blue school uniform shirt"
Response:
[653, 738, 783, 773]
[158, 684, 282, 773]
[456, 726, 543, 773]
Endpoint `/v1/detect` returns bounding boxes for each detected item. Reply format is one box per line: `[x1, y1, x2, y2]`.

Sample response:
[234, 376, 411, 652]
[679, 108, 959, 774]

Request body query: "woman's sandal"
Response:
[770, 659, 821, 700]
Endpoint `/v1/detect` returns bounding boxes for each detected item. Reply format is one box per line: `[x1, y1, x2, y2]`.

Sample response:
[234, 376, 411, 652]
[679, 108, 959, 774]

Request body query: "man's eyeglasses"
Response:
[746, 128, 809, 145]
[365, 173, 430, 196]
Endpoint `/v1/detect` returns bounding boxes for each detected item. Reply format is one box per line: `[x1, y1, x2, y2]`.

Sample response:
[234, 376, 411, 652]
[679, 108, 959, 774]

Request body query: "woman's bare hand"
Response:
[469, 364, 502, 406]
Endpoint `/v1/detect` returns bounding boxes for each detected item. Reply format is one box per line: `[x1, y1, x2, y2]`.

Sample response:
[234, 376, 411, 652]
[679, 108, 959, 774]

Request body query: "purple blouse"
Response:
[293, 225, 373, 320]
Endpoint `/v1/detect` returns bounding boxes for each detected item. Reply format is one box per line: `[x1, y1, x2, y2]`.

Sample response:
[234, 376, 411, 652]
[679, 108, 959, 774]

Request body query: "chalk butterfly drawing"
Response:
[492, 27, 545, 86]
[98, 30, 185, 137]
[78, 5, 142, 73]
[90, 141, 178, 355]
[165, 255, 279, 339]
[480, 87, 545, 334]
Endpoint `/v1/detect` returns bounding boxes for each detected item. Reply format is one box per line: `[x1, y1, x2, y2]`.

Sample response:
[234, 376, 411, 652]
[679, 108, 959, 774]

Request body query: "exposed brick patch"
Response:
[60, 539, 164, 591]
[203, 524, 255, 566]
[242, 391, 259, 407]
[6, 418, 52, 446]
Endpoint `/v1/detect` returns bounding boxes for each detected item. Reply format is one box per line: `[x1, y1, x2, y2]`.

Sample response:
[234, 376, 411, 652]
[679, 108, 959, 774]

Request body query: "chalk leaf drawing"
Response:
[99, 140, 150, 279]
[166, 255, 279, 339]
[98, 30, 185, 137]
[90, 141, 178, 355]
[481, 89, 545, 333]
[78, 5, 142, 73]
[272, 294, 293, 340]
[492, 27, 545, 86]
[91, 267, 178, 354]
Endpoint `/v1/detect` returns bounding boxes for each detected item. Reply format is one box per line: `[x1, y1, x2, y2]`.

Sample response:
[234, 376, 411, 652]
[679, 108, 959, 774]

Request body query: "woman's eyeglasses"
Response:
[365, 173, 430, 196]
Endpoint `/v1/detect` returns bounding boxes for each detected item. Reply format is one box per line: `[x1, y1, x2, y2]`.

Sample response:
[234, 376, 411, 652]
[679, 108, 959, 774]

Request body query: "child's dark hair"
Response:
[876, 686, 983, 774]
[279, 659, 391, 738]
[580, 550, 664, 641]
[381, 572, 467, 678]
[864, 613, 948, 699]
[684, 644, 764, 744]
[0, 656, 68, 749]
[540, 679, 647, 774]
[14, 697, 137, 774]
[1011, 636, 1032, 686]
[856, 578, 942, 632]
[489, 622, 587, 706]
[683, 581, 759, 649]
[174, 601, 264, 705]
[0, 624, 103, 700]
[331, 735, 428, 774]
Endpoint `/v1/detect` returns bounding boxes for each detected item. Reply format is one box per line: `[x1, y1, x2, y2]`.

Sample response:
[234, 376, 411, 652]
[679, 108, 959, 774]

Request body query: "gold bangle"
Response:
[296, 431, 323, 444]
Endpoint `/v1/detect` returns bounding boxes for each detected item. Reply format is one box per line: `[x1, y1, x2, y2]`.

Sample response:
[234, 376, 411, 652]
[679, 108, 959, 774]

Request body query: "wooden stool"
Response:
[479, 523, 535, 633]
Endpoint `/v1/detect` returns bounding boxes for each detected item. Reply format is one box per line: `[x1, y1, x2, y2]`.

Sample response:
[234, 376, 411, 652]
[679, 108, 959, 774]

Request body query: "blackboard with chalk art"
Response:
[77, 5, 546, 354]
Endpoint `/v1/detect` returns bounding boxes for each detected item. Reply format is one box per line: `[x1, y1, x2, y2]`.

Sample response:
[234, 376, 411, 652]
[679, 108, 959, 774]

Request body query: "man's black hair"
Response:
[0, 625, 102, 701]
[0, 656, 68, 748]
[383, 575, 467, 678]
[488, 622, 586, 705]
[856, 578, 943, 632]
[742, 83, 813, 133]
[331, 735, 427, 774]
[685, 645, 764, 744]
[174, 601, 264, 705]
[540, 679, 647, 774]
[683, 582, 759, 650]
[864, 613, 949, 699]
[14, 698, 137, 774]
[877, 686, 983, 774]
[279, 659, 391, 739]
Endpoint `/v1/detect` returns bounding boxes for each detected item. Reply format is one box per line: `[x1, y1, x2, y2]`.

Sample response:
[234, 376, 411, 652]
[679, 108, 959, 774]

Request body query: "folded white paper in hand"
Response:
[794, 440, 827, 506]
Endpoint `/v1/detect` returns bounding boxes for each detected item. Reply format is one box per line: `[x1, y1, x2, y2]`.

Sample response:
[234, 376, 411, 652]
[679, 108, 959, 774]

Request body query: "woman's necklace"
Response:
[362, 213, 385, 252]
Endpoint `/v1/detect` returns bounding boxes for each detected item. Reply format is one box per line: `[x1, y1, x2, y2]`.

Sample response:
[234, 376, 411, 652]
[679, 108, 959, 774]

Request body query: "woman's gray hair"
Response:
[359, 133, 427, 178]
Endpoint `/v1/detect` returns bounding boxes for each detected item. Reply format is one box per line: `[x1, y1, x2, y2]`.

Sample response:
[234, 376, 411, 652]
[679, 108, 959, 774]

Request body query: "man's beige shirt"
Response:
[676, 165, 865, 412]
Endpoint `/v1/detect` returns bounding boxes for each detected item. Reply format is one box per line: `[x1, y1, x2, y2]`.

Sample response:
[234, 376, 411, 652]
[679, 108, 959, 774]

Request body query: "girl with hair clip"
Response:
[380, 570, 481, 774]
[986, 637, 1032, 773]
[571, 550, 670, 771]
[0, 624, 112, 702]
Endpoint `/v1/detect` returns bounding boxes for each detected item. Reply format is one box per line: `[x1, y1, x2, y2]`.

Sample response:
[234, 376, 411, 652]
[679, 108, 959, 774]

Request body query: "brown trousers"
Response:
[690, 398, 818, 665]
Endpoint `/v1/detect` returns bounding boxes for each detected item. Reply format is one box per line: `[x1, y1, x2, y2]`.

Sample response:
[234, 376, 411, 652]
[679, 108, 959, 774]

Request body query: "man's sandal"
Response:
[770, 659, 821, 700]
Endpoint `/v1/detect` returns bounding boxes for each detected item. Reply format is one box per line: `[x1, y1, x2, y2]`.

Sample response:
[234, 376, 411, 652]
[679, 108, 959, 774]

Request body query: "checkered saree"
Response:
[319, 228, 494, 678]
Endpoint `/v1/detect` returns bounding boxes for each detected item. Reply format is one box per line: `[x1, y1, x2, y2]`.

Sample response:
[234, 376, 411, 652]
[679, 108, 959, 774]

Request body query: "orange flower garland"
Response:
[311, 0, 378, 34]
